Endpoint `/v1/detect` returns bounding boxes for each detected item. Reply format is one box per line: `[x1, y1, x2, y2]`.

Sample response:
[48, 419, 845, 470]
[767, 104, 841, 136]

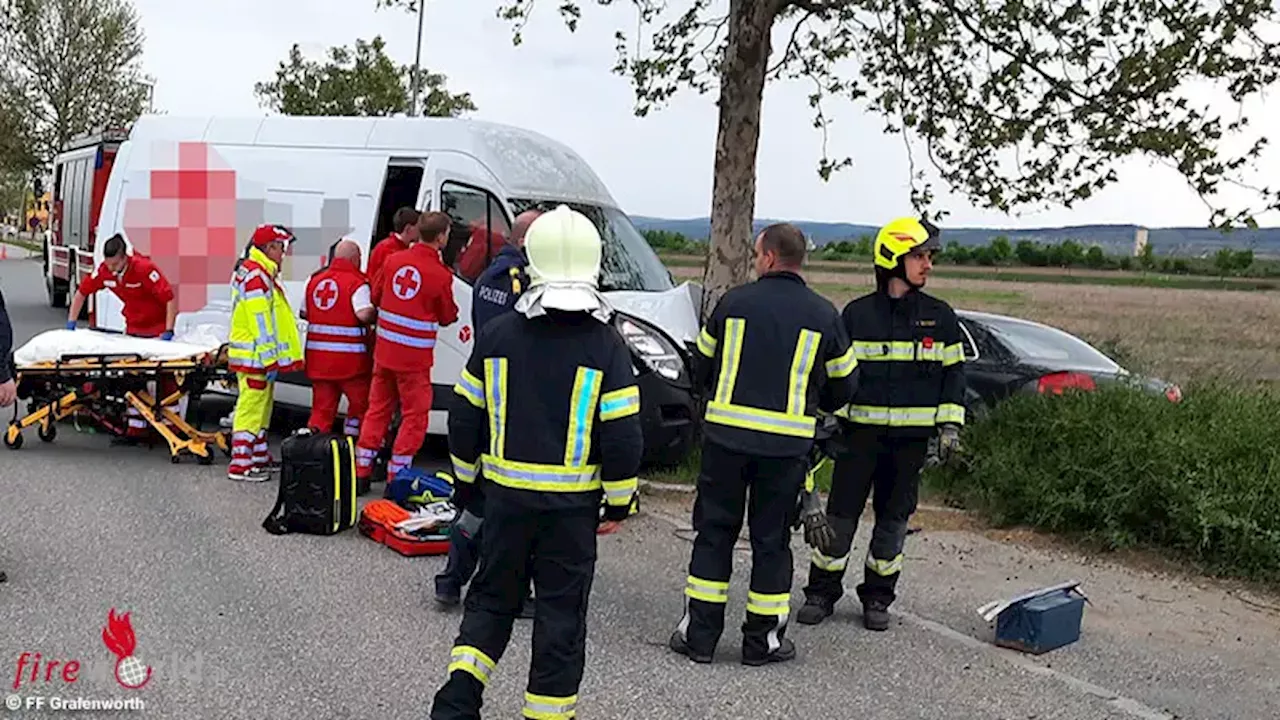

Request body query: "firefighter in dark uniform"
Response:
[433, 209, 541, 612]
[429, 205, 643, 720]
[668, 223, 858, 666]
[797, 216, 966, 632]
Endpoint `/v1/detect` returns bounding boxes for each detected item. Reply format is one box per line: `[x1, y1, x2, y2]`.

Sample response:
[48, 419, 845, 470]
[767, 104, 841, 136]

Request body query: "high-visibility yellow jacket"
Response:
[228, 246, 303, 376]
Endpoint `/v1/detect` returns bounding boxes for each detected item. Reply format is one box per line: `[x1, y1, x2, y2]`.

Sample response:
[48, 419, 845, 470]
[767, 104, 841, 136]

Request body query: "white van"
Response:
[90, 115, 702, 466]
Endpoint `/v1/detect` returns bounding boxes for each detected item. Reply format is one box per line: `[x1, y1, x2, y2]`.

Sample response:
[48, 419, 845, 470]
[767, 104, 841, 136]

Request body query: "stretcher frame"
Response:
[4, 347, 235, 464]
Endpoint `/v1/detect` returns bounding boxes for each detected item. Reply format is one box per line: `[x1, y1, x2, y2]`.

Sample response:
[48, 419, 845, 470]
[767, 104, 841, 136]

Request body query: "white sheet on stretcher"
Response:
[13, 329, 222, 368]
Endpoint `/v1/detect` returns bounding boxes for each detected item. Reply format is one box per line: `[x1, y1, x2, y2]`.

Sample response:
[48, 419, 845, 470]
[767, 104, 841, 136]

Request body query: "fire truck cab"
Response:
[45, 128, 128, 322]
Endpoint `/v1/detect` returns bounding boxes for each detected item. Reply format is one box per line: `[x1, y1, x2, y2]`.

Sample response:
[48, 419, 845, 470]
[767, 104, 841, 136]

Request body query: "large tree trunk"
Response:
[699, 1, 777, 323]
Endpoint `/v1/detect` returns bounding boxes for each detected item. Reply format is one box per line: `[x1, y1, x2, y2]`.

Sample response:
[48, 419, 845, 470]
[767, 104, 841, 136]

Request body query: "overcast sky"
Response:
[130, 0, 1280, 229]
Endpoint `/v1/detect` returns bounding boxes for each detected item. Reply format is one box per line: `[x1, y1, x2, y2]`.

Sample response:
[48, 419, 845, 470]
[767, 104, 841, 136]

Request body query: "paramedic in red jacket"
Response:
[367, 207, 420, 289]
[67, 233, 179, 440]
[356, 210, 460, 483]
[303, 238, 376, 437]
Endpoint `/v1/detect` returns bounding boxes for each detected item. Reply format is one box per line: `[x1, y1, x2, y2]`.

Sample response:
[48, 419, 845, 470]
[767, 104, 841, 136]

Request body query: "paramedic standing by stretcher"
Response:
[355, 211, 459, 484]
[227, 224, 304, 482]
[66, 233, 179, 442]
[302, 238, 375, 439]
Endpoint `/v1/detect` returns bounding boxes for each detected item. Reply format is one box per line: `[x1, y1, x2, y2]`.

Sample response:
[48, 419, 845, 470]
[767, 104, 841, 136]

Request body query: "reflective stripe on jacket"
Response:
[695, 271, 857, 458]
[834, 287, 966, 436]
[228, 246, 304, 375]
[303, 257, 372, 380]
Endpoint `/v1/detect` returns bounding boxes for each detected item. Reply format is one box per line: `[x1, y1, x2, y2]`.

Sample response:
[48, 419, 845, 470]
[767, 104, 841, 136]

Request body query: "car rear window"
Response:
[979, 316, 1120, 372]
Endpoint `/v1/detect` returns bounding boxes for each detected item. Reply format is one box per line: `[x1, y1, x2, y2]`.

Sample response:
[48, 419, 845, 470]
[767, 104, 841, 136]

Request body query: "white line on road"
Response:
[640, 505, 1176, 720]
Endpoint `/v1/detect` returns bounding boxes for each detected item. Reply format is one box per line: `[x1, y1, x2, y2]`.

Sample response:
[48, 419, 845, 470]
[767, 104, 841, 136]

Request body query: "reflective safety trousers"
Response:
[834, 288, 966, 438]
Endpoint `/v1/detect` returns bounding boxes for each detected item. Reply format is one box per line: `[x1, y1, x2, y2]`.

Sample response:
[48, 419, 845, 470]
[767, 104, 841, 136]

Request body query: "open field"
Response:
[667, 264, 1280, 383]
[661, 253, 1280, 291]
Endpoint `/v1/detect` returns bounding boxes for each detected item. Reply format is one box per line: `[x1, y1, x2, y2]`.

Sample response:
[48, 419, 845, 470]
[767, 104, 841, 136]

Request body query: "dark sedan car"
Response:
[955, 309, 1182, 422]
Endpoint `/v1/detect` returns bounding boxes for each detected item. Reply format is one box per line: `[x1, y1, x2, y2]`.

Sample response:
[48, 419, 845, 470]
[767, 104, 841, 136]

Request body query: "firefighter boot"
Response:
[862, 600, 892, 631]
[796, 595, 836, 626]
[668, 631, 712, 664]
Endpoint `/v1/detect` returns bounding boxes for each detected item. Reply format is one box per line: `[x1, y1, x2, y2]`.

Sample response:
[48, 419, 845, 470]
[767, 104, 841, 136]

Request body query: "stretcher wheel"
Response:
[170, 455, 181, 464]
[4, 427, 22, 450]
[38, 423, 57, 443]
[197, 453, 213, 466]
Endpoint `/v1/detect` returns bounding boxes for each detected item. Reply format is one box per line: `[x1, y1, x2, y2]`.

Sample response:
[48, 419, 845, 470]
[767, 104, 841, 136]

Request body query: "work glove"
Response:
[160, 330, 174, 341]
[265, 370, 278, 382]
[453, 507, 483, 540]
[795, 489, 836, 554]
[937, 423, 961, 463]
[65, 321, 76, 330]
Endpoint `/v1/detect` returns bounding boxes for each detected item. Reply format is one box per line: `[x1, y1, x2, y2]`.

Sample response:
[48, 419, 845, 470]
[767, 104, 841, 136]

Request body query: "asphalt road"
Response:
[0, 256, 1274, 720]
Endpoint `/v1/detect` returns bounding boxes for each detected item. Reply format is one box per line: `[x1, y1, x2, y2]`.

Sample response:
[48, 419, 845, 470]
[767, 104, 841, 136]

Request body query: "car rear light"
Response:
[1165, 384, 1183, 403]
[1037, 371, 1097, 395]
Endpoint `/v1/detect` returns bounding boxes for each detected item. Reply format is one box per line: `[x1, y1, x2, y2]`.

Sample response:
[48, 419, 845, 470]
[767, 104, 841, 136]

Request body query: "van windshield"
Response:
[508, 198, 675, 292]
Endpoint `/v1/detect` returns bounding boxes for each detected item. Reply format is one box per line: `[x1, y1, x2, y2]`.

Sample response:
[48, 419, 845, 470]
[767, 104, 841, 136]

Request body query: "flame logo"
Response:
[102, 608, 153, 690]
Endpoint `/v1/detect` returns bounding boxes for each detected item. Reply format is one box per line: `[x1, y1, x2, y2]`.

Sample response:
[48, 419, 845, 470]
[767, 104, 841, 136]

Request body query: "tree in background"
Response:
[0, 0, 150, 172]
[254, 35, 476, 118]
[378, 1, 1280, 320]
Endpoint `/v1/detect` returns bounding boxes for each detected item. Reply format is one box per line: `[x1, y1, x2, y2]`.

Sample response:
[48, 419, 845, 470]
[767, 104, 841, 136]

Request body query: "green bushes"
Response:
[926, 381, 1280, 584]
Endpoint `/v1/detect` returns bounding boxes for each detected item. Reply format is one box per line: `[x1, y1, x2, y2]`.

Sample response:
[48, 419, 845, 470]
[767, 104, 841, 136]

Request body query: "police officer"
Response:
[429, 205, 643, 720]
[668, 222, 857, 666]
[470, 209, 542, 336]
[432, 209, 541, 611]
[797, 216, 966, 631]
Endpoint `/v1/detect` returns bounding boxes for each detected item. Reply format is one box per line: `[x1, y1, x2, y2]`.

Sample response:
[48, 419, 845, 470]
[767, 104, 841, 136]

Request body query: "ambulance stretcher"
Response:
[4, 329, 234, 464]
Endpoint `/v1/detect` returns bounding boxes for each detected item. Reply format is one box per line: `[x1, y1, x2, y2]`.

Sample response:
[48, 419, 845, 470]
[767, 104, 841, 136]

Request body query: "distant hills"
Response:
[629, 216, 1280, 257]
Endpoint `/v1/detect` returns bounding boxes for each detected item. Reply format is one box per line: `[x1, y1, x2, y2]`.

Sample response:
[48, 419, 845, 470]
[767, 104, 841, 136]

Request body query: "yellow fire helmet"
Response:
[522, 204, 604, 312]
[873, 217, 942, 271]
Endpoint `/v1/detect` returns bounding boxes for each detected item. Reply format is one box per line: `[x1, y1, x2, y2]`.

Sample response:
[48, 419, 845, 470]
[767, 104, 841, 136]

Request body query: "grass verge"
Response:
[662, 254, 1278, 291]
[926, 382, 1280, 586]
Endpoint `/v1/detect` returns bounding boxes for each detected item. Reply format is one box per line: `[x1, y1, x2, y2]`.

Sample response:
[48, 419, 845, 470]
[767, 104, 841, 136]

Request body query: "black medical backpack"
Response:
[262, 430, 360, 536]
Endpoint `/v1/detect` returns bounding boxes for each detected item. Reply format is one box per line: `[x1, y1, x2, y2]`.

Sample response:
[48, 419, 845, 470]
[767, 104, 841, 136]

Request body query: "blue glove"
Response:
[65, 321, 76, 330]
[265, 370, 278, 382]
[160, 330, 173, 341]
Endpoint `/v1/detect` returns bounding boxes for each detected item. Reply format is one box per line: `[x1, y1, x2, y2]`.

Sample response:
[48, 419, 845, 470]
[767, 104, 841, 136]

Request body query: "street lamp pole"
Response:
[409, 0, 426, 117]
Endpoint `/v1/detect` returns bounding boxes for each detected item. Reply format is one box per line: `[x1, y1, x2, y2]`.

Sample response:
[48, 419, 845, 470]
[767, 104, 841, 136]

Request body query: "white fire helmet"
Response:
[522, 204, 604, 312]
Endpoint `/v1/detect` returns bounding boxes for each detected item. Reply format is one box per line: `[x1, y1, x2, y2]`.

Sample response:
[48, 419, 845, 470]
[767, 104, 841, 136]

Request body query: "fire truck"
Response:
[44, 128, 129, 322]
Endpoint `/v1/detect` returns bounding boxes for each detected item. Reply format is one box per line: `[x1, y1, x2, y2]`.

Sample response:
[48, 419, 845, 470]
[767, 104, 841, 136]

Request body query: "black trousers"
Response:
[429, 492, 598, 720]
[803, 426, 929, 608]
[434, 489, 534, 605]
[676, 440, 806, 660]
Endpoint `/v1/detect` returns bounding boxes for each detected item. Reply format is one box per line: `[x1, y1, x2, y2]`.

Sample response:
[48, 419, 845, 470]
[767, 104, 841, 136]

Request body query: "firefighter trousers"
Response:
[674, 440, 806, 661]
[355, 364, 432, 480]
[803, 426, 929, 609]
[307, 375, 371, 437]
[229, 373, 276, 476]
[429, 493, 598, 720]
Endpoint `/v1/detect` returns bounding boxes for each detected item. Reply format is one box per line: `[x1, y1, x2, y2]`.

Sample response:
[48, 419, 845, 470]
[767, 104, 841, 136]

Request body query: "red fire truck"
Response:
[44, 128, 129, 321]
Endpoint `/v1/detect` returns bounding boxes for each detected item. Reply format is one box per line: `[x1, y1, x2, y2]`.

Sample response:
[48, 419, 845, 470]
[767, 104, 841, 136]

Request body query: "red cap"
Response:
[251, 224, 294, 247]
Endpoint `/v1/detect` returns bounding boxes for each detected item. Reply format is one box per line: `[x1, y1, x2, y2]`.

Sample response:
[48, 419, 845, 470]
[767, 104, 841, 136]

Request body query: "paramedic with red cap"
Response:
[355, 210, 459, 484]
[227, 224, 304, 482]
[67, 233, 179, 440]
[303, 237, 375, 439]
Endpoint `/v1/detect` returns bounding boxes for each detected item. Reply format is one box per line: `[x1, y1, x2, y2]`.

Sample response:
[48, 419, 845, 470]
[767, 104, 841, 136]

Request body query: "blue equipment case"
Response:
[977, 580, 1088, 655]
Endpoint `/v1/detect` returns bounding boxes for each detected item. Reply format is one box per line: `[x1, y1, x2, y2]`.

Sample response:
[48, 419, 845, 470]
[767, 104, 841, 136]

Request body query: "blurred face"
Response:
[104, 253, 128, 275]
[752, 234, 777, 277]
[264, 240, 287, 264]
[903, 247, 934, 286]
